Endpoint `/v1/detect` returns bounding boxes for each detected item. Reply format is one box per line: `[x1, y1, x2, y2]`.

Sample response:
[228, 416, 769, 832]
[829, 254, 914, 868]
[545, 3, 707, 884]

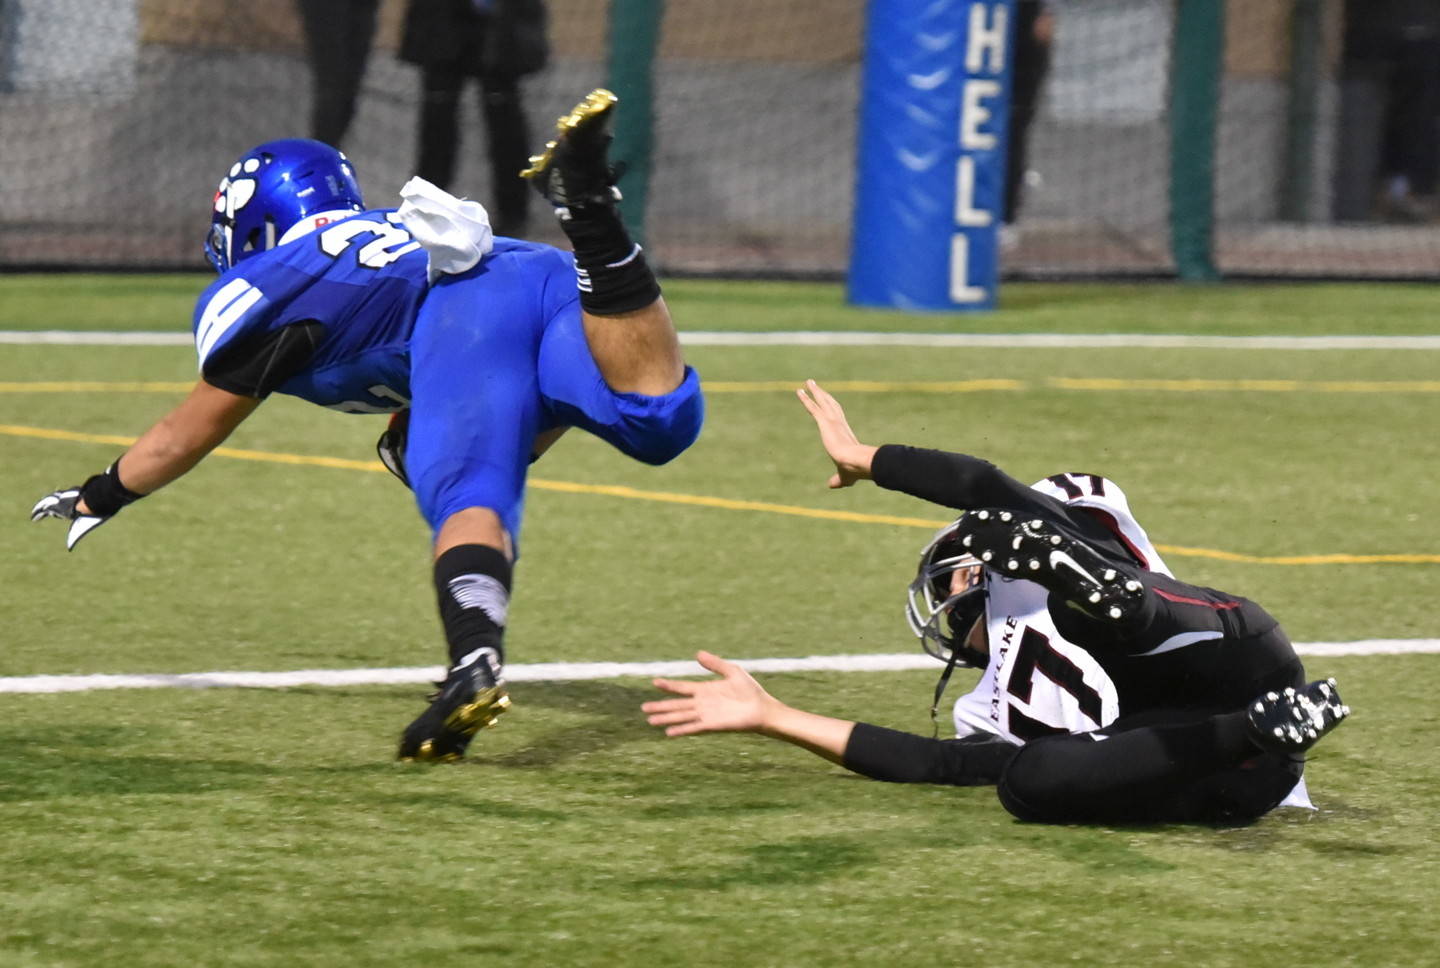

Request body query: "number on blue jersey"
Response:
[318, 213, 422, 269]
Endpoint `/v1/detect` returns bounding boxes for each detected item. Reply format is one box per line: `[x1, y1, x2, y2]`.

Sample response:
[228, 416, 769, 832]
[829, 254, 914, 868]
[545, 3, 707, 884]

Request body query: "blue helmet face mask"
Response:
[205, 138, 365, 273]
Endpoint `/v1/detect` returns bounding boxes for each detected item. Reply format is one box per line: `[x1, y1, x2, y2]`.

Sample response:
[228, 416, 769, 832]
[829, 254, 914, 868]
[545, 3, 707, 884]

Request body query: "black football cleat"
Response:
[1246, 678, 1349, 755]
[397, 649, 511, 763]
[519, 89, 622, 213]
[956, 508, 1146, 623]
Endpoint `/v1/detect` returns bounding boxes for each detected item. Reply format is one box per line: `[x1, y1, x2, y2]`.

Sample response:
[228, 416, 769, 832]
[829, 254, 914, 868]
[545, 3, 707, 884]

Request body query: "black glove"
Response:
[376, 410, 411, 489]
[30, 461, 142, 551]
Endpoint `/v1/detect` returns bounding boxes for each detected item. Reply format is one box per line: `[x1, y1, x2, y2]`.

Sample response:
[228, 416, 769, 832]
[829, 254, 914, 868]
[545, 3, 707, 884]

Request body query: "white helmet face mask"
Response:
[906, 519, 989, 668]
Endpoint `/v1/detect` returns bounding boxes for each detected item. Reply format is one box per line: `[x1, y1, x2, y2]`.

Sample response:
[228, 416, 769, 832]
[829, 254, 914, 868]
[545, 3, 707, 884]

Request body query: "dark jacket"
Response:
[399, 0, 549, 78]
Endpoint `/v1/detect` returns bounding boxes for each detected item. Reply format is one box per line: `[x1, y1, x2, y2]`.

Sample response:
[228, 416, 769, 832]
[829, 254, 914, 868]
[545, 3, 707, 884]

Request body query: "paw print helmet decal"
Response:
[204, 138, 365, 273]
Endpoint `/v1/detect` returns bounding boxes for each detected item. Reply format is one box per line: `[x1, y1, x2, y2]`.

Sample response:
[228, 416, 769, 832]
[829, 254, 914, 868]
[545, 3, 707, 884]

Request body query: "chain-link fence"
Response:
[2, 0, 1436, 278]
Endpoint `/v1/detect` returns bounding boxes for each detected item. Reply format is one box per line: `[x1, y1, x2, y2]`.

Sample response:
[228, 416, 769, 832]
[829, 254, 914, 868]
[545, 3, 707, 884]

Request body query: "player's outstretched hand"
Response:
[645, 651, 776, 737]
[30, 487, 110, 551]
[796, 379, 878, 488]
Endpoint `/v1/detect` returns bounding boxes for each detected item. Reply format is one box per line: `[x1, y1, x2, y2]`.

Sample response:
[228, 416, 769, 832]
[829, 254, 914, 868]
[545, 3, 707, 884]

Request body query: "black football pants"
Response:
[995, 689, 1305, 825]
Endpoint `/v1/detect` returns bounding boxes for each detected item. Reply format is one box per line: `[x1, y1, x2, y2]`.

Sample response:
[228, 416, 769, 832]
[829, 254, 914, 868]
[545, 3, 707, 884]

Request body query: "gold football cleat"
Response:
[520, 88, 619, 183]
[397, 683, 511, 762]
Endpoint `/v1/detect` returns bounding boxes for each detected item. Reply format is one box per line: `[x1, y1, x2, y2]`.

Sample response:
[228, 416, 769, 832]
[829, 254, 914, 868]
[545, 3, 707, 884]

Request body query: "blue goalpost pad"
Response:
[848, 0, 1016, 312]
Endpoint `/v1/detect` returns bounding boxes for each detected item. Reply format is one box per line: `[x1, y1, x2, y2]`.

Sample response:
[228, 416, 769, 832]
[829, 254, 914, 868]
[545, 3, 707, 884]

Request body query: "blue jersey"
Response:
[190, 207, 704, 543]
[191, 208, 429, 413]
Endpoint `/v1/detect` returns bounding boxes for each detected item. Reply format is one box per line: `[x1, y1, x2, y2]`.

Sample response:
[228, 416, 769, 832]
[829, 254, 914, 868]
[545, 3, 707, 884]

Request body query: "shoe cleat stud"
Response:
[1028, 559, 1040, 570]
[962, 535, 973, 547]
[976, 510, 990, 520]
[1049, 535, 1062, 546]
[1006, 559, 1018, 570]
[1011, 537, 1022, 550]
[1000, 511, 1012, 522]
[1108, 606, 1123, 619]
[981, 551, 993, 562]
[1125, 580, 1141, 592]
[1102, 569, 1116, 581]
[1030, 520, 1042, 528]
[1088, 592, 1101, 604]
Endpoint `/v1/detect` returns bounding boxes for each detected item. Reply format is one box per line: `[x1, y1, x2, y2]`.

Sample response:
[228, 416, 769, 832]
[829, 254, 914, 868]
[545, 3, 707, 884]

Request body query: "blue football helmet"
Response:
[205, 138, 365, 273]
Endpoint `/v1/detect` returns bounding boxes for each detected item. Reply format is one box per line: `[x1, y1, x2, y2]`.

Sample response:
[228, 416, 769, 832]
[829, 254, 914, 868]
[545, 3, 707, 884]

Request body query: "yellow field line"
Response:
[703, 379, 1025, 393]
[1049, 377, 1440, 393]
[1151, 544, 1440, 566]
[527, 478, 942, 528]
[4, 422, 1436, 566]
[706, 378, 1440, 394]
[7, 378, 1440, 395]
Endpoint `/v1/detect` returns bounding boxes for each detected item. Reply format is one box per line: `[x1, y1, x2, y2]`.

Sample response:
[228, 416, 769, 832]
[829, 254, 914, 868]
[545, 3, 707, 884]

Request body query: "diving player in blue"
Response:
[31, 90, 705, 762]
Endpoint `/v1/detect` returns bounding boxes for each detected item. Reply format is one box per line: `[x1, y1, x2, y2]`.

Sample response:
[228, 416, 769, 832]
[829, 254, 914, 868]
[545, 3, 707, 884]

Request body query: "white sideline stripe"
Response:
[6, 331, 1440, 350]
[0, 331, 193, 345]
[1, 640, 1435, 695]
[677, 332, 1440, 350]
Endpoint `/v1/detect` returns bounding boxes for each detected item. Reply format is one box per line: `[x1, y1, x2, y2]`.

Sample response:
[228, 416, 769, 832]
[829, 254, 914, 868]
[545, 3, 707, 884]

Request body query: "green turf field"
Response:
[2, 277, 1438, 966]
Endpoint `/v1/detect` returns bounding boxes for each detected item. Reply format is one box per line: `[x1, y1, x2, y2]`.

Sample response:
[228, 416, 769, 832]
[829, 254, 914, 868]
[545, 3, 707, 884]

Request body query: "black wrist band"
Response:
[78, 461, 144, 517]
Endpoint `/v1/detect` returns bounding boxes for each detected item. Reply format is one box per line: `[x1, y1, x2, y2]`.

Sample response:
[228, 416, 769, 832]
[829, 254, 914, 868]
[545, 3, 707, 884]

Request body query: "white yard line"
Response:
[1, 640, 1434, 695]
[0, 331, 195, 345]
[6, 331, 1440, 350]
[679, 332, 1440, 350]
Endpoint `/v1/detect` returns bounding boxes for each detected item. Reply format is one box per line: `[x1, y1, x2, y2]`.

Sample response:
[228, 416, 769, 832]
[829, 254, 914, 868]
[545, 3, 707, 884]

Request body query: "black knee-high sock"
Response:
[558, 204, 661, 315]
[433, 544, 511, 674]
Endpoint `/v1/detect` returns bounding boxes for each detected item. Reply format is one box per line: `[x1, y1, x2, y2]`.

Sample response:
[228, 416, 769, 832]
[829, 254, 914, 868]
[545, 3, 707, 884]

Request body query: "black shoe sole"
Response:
[958, 508, 1145, 622]
[1247, 678, 1348, 754]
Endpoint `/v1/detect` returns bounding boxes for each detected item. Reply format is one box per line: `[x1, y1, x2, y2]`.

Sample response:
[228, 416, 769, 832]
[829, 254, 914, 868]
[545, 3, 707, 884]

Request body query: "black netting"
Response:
[2, 0, 1436, 278]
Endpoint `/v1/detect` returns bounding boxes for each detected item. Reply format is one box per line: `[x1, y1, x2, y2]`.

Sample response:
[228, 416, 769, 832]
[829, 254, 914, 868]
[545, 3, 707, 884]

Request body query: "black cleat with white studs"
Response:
[1245, 678, 1350, 755]
[956, 508, 1147, 623]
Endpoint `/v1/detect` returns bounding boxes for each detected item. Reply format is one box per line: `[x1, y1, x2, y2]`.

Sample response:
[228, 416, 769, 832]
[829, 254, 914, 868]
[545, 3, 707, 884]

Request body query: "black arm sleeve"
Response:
[203, 321, 326, 399]
[871, 444, 1069, 517]
[841, 722, 1020, 787]
[870, 445, 1137, 563]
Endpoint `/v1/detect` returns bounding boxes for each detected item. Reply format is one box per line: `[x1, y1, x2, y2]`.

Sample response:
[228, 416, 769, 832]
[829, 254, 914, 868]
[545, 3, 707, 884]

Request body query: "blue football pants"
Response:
[404, 244, 703, 545]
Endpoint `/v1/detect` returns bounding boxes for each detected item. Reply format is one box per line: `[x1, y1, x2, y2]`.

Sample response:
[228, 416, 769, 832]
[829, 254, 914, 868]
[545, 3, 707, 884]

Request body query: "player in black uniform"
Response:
[643, 381, 1350, 825]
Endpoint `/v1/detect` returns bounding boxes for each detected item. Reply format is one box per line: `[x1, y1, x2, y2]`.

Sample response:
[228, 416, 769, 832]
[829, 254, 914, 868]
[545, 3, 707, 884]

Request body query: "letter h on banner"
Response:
[848, 0, 1016, 311]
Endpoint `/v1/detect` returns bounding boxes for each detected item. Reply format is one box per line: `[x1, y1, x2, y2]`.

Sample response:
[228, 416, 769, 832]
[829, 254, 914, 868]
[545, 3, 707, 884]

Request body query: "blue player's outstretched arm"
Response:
[31, 380, 260, 550]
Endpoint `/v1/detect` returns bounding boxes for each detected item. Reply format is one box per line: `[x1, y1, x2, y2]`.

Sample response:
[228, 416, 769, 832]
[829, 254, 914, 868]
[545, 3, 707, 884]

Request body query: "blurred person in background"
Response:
[400, 0, 549, 237]
[296, 0, 381, 148]
[1002, 0, 1055, 249]
[1344, 0, 1440, 222]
